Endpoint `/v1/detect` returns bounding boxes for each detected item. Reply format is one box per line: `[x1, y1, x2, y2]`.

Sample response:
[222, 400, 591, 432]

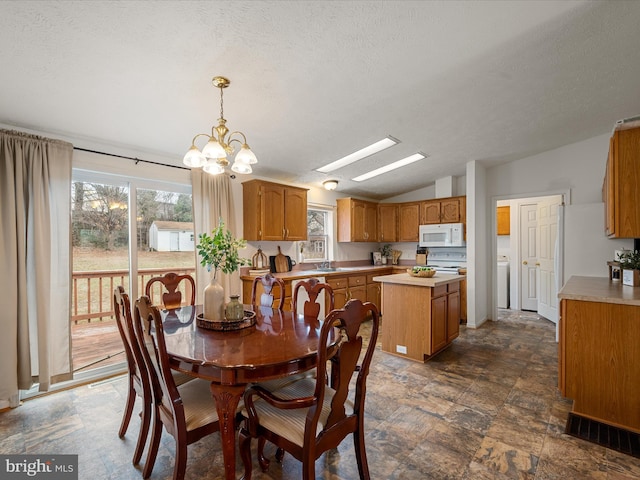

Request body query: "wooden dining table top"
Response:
[160, 304, 332, 385]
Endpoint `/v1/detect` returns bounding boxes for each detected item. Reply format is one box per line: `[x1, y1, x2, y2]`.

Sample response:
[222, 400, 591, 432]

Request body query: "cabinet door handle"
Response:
[523, 261, 528, 265]
[535, 262, 540, 266]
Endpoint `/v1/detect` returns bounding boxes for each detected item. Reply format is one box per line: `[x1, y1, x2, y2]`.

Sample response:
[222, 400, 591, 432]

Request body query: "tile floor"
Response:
[2, 309, 640, 479]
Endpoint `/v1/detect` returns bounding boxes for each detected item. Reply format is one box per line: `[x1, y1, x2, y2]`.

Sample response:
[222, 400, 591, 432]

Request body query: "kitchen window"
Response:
[300, 206, 333, 263]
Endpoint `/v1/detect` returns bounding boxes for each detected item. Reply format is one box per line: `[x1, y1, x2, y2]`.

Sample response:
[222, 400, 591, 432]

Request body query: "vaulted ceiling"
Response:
[2, 1, 640, 199]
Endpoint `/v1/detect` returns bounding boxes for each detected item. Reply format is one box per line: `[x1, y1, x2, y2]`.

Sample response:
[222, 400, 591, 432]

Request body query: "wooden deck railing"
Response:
[71, 267, 196, 323]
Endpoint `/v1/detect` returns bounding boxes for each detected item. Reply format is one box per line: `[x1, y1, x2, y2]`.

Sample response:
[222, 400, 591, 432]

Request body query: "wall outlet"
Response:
[396, 345, 407, 354]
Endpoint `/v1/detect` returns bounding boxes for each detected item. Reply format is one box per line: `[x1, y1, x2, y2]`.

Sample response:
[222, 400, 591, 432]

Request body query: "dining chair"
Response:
[133, 295, 224, 480]
[239, 299, 380, 480]
[250, 273, 286, 310]
[292, 277, 334, 318]
[113, 286, 152, 466]
[145, 272, 196, 310]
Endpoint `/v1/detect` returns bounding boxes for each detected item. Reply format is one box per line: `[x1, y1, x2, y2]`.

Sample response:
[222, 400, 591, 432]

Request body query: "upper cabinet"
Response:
[398, 202, 421, 242]
[420, 196, 465, 225]
[377, 204, 398, 242]
[497, 206, 510, 235]
[242, 180, 308, 241]
[604, 125, 640, 238]
[337, 198, 378, 242]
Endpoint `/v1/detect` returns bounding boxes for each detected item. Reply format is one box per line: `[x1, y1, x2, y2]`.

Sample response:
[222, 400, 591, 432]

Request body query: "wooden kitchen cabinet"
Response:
[497, 206, 510, 235]
[559, 276, 640, 433]
[242, 180, 308, 241]
[337, 198, 378, 242]
[242, 277, 293, 311]
[604, 125, 640, 238]
[377, 203, 398, 242]
[398, 202, 421, 242]
[420, 196, 465, 225]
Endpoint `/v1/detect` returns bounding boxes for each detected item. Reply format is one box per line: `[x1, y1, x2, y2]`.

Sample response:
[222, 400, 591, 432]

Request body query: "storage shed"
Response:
[148, 221, 194, 252]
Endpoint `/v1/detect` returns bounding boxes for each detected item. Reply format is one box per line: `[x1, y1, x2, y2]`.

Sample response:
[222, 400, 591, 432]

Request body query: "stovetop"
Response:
[425, 248, 466, 272]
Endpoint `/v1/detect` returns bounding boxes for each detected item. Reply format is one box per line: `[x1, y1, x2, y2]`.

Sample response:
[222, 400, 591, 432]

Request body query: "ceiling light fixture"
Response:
[323, 180, 339, 190]
[183, 76, 257, 175]
[352, 153, 427, 182]
[316, 136, 399, 173]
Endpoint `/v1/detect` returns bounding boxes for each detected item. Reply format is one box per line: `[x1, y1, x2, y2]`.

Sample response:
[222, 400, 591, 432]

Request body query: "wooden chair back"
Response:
[292, 278, 334, 318]
[251, 274, 285, 310]
[145, 272, 195, 310]
[113, 286, 151, 464]
[133, 294, 221, 479]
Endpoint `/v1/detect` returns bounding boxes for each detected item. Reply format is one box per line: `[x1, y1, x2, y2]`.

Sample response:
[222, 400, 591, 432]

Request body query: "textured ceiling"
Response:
[2, 1, 640, 199]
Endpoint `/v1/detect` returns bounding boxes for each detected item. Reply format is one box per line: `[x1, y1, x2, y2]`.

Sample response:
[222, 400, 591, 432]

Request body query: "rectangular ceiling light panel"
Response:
[316, 136, 398, 173]
[352, 153, 426, 182]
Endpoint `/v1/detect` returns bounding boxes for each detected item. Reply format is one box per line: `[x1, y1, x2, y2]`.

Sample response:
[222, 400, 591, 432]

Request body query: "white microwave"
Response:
[419, 223, 465, 247]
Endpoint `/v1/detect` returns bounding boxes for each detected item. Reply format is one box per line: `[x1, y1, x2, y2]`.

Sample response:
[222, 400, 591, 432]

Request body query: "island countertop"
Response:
[558, 275, 640, 306]
[372, 272, 464, 288]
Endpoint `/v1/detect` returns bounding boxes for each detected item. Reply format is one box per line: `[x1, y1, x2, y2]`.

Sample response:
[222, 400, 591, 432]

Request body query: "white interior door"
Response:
[536, 197, 561, 323]
[520, 204, 538, 311]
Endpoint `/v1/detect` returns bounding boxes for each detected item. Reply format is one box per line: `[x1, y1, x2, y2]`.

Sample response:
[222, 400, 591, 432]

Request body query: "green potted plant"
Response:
[197, 219, 250, 320]
[618, 250, 640, 286]
[380, 244, 393, 265]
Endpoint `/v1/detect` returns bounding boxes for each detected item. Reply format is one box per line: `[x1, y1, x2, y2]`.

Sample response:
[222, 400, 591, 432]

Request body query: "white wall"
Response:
[466, 160, 488, 328]
[484, 132, 634, 318]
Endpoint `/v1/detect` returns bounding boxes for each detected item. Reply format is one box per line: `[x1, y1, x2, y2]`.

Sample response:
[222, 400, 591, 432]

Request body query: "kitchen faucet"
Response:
[316, 261, 332, 269]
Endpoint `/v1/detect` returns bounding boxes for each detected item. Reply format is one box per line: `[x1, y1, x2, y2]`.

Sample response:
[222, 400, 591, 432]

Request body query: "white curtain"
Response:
[191, 171, 241, 303]
[0, 130, 73, 408]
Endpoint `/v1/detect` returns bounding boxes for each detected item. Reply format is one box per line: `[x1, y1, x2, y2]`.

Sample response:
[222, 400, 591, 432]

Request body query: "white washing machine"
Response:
[497, 255, 510, 309]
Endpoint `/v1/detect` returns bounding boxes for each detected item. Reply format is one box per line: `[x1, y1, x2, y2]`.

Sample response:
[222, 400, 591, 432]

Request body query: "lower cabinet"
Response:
[559, 297, 640, 432]
[242, 278, 292, 311]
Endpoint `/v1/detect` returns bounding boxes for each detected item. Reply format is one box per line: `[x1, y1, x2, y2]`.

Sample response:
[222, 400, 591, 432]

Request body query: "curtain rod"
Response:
[73, 147, 189, 171]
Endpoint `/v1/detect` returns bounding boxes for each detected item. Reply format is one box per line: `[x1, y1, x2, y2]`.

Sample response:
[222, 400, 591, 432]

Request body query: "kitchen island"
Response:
[558, 276, 640, 433]
[373, 272, 464, 362]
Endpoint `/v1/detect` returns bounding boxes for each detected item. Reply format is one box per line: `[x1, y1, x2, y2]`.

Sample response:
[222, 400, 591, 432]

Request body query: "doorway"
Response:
[494, 193, 564, 324]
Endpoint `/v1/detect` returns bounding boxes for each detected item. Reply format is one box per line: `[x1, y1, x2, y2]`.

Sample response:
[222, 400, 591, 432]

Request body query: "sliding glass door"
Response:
[69, 170, 194, 379]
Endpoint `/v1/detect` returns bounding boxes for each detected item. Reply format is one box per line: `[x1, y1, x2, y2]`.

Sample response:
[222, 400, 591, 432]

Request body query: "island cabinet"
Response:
[604, 124, 640, 238]
[377, 203, 398, 242]
[337, 198, 377, 242]
[558, 276, 640, 433]
[373, 273, 463, 362]
[242, 180, 308, 241]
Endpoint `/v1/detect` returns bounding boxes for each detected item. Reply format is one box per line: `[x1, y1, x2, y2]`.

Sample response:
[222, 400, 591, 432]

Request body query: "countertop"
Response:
[240, 265, 396, 281]
[558, 275, 640, 306]
[372, 272, 465, 287]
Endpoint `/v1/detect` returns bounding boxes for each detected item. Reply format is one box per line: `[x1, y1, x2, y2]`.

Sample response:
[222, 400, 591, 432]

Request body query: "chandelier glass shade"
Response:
[183, 76, 257, 175]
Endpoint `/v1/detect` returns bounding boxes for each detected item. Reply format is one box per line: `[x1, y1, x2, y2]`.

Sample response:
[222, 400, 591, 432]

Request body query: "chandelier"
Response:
[183, 76, 257, 175]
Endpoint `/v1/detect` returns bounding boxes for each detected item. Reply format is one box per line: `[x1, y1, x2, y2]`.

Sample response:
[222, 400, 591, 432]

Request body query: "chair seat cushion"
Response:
[178, 379, 220, 431]
[253, 370, 315, 392]
[242, 377, 352, 447]
[171, 370, 194, 387]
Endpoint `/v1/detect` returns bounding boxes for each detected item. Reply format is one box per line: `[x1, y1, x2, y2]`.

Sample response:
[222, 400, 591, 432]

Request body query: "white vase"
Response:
[203, 273, 225, 320]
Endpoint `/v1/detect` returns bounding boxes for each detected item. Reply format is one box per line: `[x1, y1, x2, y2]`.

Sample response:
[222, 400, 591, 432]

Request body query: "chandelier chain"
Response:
[219, 87, 224, 121]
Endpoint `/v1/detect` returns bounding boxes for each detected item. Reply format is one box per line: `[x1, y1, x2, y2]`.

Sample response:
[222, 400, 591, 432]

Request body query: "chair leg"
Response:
[118, 378, 136, 437]
[353, 428, 371, 480]
[257, 437, 270, 471]
[275, 447, 285, 463]
[142, 413, 162, 479]
[173, 434, 188, 480]
[238, 426, 253, 480]
[302, 458, 315, 480]
[132, 398, 151, 465]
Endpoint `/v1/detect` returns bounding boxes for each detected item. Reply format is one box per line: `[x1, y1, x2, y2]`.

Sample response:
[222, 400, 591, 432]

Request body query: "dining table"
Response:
[160, 304, 336, 480]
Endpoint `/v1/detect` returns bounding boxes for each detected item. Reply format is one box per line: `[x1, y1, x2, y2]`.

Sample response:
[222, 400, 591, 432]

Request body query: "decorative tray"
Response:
[196, 310, 256, 331]
[407, 268, 437, 278]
